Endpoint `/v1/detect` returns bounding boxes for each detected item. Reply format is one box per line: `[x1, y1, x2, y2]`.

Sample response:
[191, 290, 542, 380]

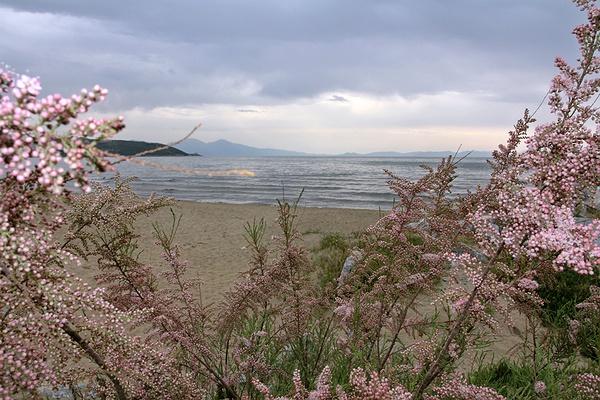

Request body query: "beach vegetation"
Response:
[1, 0, 600, 399]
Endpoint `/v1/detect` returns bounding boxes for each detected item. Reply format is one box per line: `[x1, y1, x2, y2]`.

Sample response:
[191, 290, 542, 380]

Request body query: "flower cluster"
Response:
[0, 69, 123, 193]
[405, 1, 600, 397]
[471, 1, 600, 273]
[0, 70, 201, 399]
[425, 374, 506, 400]
[251, 367, 413, 400]
[3, 1, 600, 399]
[575, 373, 600, 399]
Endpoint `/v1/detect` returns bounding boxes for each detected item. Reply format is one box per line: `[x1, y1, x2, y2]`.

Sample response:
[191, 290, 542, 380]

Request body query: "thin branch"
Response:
[107, 123, 201, 165]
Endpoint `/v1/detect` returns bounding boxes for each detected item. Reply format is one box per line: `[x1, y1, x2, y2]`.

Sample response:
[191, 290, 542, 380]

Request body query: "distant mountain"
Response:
[341, 150, 491, 158]
[96, 140, 194, 157]
[175, 138, 308, 157]
[176, 138, 491, 158]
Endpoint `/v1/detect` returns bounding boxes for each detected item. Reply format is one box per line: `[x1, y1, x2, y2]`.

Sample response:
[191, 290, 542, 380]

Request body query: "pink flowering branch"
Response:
[576, 373, 600, 399]
[413, 2, 600, 397]
[251, 366, 413, 400]
[1, 69, 205, 399]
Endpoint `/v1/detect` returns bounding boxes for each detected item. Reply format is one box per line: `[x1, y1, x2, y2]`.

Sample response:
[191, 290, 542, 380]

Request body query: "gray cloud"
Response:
[0, 0, 585, 110]
[0, 1, 590, 151]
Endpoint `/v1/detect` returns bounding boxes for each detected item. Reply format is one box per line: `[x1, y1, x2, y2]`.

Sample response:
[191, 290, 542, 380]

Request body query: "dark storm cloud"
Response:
[0, 0, 586, 111]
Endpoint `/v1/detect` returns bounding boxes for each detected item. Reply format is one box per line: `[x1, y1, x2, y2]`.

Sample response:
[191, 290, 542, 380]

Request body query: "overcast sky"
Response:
[0, 1, 586, 153]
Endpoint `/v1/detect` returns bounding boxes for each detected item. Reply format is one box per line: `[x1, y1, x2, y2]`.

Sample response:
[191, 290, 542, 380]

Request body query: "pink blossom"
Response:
[534, 380, 546, 394]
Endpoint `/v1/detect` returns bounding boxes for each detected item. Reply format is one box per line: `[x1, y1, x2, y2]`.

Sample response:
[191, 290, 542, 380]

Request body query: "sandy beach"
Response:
[76, 201, 382, 304]
[74, 200, 521, 365]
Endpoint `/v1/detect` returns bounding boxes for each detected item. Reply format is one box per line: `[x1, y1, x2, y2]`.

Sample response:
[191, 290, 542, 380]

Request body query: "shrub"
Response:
[313, 232, 351, 289]
[1, 0, 600, 399]
[469, 358, 582, 399]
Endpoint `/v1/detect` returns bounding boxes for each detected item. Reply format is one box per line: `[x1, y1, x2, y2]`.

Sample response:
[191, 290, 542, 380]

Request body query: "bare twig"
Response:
[97, 123, 256, 177]
[107, 123, 201, 165]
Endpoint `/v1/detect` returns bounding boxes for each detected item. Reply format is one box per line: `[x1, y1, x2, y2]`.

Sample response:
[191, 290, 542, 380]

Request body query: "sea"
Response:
[95, 156, 491, 210]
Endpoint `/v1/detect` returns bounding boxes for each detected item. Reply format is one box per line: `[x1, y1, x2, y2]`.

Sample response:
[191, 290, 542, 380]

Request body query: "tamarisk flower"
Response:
[0, 69, 123, 193]
[65, 179, 231, 397]
[424, 373, 506, 400]
[471, 0, 600, 273]
[3, 1, 600, 398]
[534, 380, 547, 395]
[217, 197, 331, 394]
[412, 3, 600, 397]
[0, 69, 203, 399]
[577, 285, 600, 313]
[251, 367, 413, 400]
[335, 157, 463, 371]
[575, 373, 600, 399]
